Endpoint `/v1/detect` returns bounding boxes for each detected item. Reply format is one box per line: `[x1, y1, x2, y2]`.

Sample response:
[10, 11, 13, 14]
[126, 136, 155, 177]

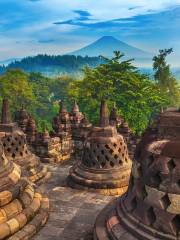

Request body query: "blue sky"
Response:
[0, 0, 180, 66]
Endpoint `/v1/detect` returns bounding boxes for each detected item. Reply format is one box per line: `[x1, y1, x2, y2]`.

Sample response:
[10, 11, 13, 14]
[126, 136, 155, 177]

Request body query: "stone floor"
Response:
[33, 160, 115, 240]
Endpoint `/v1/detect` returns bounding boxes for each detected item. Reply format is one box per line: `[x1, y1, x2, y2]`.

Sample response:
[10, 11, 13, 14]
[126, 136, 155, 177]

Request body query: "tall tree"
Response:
[0, 69, 35, 113]
[153, 49, 180, 106]
[69, 51, 166, 135]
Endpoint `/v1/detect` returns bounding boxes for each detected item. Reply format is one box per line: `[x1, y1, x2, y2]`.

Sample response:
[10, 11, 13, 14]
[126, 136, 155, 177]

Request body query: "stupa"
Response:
[26, 116, 37, 144]
[70, 100, 84, 128]
[0, 99, 48, 183]
[0, 98, 18, 132]
[35, 129, 62, 163]
[94, 108, 180, 240]
[1, 131, 49, 183]
[109, 104, 123, 127]
[109, 105, 137, 159]
[52, 100, 73, 161]
[72, 114, 92, 160]
[15, 105, 29, 132]
[68, 100, 132, 195]
[0, 140, 49, 239]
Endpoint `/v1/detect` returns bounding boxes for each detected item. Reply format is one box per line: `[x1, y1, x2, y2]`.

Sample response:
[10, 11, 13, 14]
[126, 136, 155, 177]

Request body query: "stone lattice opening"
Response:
[131, 197, 137, 211]
[161, 194, 171, 209]
[146, 207, 156, 226]
[141, 185, 148, 200]
[110, 161, 115, 167]
[147, 155, 154, 168]
[167, 158, 176, 172]
[150, 172, 162, 188]
[177, 179, 180, 188]
[172, 215, 180, 235]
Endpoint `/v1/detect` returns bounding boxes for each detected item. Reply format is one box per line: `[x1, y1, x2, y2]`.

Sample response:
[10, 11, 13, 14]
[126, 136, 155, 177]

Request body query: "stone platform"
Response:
[33, 160, 115, 240]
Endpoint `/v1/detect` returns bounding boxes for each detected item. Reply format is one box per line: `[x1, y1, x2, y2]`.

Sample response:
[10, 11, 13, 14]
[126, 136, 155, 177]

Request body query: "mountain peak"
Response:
[98, 36, 118, 41]
[70, 36, 152, 64]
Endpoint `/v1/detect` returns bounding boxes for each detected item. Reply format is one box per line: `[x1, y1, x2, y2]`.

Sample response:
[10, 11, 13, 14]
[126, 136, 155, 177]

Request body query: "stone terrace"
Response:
[33, 160, 115, 240]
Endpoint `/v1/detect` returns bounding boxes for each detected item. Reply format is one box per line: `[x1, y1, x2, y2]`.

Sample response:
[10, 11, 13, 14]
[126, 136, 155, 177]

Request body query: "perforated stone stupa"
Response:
[0, 99, 48, 183]
[68, 100, 132, 195]
[1, 131, 49, 183]
[94, 108, 180, 240]
[0, 140, 49, 239]
[109, 105, 137, 159]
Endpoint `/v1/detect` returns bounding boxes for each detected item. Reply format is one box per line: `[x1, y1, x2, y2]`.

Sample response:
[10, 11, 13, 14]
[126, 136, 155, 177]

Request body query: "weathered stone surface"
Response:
[70, 100, 84, 128]
[34, 130, 63, 164]
[0, 99, 18, 133]
[32, 160, 115, 240]
[94, 109, 180, 240]
[68, 100, 132, 196]
[0, 100, 49, 183]
[109, 105, 138, 159]
[26, 117, 37, 144]
[1, 98, 11, 124]
[72, 115, 92, 160]
[1, 131, 48, 183]
[0, 140, 49, 239]
[51, 101, 73, 163]
[15, 106, 29, 132]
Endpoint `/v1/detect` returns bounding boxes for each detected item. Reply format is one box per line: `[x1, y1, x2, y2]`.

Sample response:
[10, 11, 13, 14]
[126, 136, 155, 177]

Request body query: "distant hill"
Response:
[0, 55, 103, 77]
[70, 36, 153, 66]
[0, 58, 21, 66]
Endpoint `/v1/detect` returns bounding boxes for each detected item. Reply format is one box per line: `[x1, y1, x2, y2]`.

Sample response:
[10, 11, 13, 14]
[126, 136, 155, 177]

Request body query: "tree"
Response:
[69, 51, 167, 135]
[0, 69, 35, 114]
[153, 49, 180, 106]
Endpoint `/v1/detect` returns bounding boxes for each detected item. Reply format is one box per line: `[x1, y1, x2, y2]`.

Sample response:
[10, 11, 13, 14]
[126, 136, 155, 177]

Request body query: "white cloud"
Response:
[0, 0, 179, 62]
[38, 0, 180, 21]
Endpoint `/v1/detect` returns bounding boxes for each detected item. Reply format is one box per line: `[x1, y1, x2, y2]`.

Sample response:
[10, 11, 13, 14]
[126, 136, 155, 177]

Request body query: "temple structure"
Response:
[34, 129, 62, 163]
[70, 101, 85, 157]
[109, 105, 137, 159]
[52, 100, 73, 161]
[0, 99, 49, 183]
[118, 121, 137, 159]
[26, 116, 37, 144]
[70, 100, 84, 129]
[109, 104, 122, 127]
[94, 108, 180, 240]
[0, 98, 18, 132]
[0, 140, 49, 239]
[158, 107, 180, 140]
[68, 100, 132, 195]
[15, 105, 29, 132]
[72, 114, 92, 160]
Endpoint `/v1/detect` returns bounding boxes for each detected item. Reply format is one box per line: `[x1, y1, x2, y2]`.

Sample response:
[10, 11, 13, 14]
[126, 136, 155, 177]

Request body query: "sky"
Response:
[0, 0, 180, 66]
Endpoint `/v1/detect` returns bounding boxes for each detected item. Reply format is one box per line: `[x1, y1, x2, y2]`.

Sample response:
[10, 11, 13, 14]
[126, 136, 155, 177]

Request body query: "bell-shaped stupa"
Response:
[0, 99, 48, 183]
[68, 100, 132, 195]
[94, 108, 180, 240]
[0, 140, 49, 239]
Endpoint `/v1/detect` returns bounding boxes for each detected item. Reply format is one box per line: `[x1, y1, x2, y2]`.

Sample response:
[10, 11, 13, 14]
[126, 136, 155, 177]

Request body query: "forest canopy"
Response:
[0, 55, 103, 77]
[0, 51, 179, 135]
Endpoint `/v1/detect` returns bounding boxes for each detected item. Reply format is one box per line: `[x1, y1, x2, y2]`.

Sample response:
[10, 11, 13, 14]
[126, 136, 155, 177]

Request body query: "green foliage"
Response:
[0, 50, 179, 135]
[0, 69, 35, 113]
[153, 49, 180, 106]
[0, 69, 75, 131]
[69, 51, 167, 134]
[0, 54, 103, 76]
